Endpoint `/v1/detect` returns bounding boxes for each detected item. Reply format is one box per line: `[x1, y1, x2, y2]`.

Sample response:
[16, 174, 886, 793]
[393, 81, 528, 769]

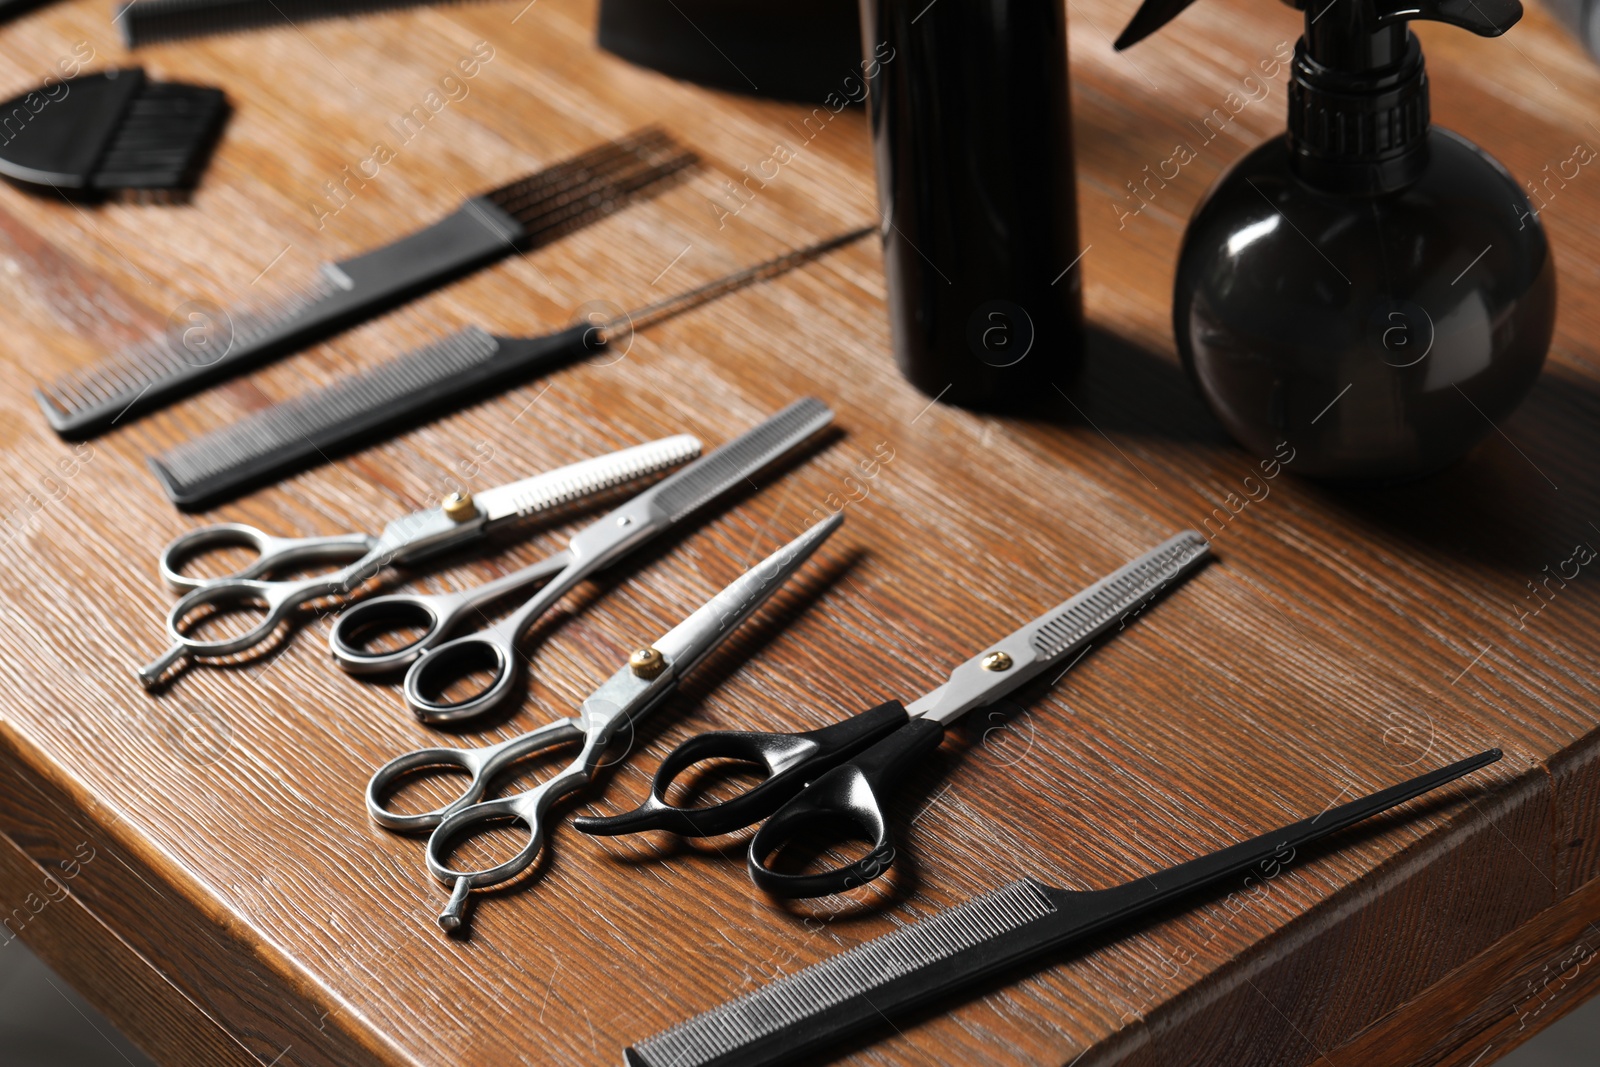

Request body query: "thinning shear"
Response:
[366, 513, 843, 932]
[135, 435, 702, 686]
[363, 398, 834, 722]
[576, 531, 1212, 898]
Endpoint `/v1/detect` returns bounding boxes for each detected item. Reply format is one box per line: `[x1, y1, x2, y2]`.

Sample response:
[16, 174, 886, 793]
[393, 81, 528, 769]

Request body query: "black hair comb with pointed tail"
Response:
[33, 128, 696, 439]
[0, 69, 226, 199]
[146, 226, 873, 509]
[627, 747, 1503, 1067]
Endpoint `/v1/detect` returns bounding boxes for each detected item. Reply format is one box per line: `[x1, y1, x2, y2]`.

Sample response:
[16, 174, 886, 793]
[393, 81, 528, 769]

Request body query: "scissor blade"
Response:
[473, 435, 703, 523]
[905, 531, 1211, 726]
[632, 399, 833, 525]
[653, 513, 843, 677]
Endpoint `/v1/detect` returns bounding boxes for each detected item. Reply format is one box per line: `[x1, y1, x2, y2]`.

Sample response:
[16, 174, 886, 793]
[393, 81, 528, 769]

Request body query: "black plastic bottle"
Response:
[858, 0, 1085, 409]
[1118, 0, 1556, 481]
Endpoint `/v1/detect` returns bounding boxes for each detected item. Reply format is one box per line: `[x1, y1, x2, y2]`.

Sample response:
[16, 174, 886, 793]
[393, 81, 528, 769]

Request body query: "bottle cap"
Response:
[1115, 0, 1524, 194]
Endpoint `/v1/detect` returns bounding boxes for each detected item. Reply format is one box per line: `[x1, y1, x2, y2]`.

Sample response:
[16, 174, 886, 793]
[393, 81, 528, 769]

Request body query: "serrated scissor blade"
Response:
[906, 530, 1211, 725]
[474, 435, 702, 522]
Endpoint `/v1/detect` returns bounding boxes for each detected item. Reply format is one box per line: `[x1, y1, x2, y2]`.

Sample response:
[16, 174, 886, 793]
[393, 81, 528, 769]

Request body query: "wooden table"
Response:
[1, 0, 1598, 1064]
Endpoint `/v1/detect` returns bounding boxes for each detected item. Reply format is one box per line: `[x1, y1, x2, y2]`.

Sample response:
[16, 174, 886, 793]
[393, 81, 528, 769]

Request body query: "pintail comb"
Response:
[33, 128, 696, 438]
[0, 69, 226, 199]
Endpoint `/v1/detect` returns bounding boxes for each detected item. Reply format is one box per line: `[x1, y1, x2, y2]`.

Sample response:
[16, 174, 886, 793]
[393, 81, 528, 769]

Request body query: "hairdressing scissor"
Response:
[136, 435, 703, 686]
[576, 531, 1212, 897]
[358, 397, 834, 722]
[367, 513, 843, 932]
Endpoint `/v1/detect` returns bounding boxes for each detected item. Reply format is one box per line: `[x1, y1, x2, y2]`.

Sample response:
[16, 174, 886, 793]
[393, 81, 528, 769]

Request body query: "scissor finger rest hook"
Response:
[424, 779, 572, 932]
[575, 731, 816, 838]
[573, 701, 913, 840]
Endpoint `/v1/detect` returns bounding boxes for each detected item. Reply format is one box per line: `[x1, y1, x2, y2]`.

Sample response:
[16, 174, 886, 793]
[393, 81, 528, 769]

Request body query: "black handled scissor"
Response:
[576, 531, 1212, 897]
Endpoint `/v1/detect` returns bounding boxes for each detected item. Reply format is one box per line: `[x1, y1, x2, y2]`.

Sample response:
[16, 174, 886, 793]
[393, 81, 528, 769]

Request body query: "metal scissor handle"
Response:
[157, 523, 377, 591]
[136, 542, 392, 688]
[746, 715, 947, 898]
[370, 707, 637, 931]
[329, 553, 572, 675]
[573, 702, 910, 839]
[418, 725, 612, 931]
[365, 717, 586, 832]
[399, 549, 599, 723]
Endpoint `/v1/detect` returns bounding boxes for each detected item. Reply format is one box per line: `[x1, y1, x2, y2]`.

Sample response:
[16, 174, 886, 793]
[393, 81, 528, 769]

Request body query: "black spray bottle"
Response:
[858, 0, 1085, 409]
[1117, 0, 1556, 481]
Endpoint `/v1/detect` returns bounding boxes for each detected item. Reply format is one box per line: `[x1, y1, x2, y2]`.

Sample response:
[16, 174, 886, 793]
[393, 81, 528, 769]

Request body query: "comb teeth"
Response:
[492, 436, 703, 520]
[650, 399, 832, 523]
[152, 326, 500, 489]
[34, 130, 695, 438]
[1032, 531, 1210, 658]
[91, 81, 227, 190]
[484, 127, 697, 238]
[631, 879, 1056, 1067]
[37, 273, 342, 424]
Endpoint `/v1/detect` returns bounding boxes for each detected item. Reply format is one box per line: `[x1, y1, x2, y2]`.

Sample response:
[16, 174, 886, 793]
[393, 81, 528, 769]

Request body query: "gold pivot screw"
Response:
[629, 647, 666, 679]
[982, 651, 1014, 672]
[442, 492, 478, 523]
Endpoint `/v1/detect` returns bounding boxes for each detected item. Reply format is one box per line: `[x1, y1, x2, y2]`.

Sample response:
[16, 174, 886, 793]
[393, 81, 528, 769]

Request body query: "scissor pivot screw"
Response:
[629, 647, 666, 678]
[982, 651, 1014, 672]
[442, 492, 478, 523]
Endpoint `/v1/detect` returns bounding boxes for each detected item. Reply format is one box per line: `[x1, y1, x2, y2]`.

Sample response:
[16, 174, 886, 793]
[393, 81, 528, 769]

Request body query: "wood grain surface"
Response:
[0, 0, 1597, 1065]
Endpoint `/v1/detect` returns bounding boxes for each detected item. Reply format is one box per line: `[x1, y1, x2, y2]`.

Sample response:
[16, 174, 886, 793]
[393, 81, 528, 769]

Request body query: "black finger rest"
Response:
[748, 716, 946, 898]
[575, 702, 910, 839]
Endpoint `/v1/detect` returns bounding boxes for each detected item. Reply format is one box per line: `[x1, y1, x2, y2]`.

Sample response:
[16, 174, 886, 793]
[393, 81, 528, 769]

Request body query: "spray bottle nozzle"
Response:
[1115, 0, 1524, 192]
[1318, 0, 1520, 36]
[1116, 0, 1521, 51]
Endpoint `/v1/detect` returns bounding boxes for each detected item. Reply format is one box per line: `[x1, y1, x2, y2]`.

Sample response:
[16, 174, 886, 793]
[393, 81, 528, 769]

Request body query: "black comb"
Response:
[0, 0, 62, 23]
[147, 226, 872, 510]
[34, 128, 696, 439]
[627, 748, 1504, 1067]
[0, 69, 226, 197]
[119, 0, 460, 45]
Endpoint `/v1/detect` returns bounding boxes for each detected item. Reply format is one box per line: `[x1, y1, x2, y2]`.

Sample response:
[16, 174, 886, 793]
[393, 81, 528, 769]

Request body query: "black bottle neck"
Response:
[1287, 26, 1431, 195]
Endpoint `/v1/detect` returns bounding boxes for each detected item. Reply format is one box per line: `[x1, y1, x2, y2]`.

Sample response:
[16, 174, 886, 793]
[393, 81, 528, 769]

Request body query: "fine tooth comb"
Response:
[118, 0, 454, 45]
[626, 748, 1504, 1067]
[147, 226, 873, 510]
[0, 69, 226, 198]
[34, 128, 697, 439]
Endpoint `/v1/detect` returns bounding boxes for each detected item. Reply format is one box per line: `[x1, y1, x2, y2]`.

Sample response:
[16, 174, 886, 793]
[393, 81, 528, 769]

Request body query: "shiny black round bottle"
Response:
[859, 0, 1084, 409]
[1173, 15, 1555, 481]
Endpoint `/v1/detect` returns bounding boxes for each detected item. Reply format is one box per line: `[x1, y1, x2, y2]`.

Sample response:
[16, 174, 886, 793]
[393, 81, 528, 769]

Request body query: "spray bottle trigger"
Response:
[1372, 0, 1521, 35]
